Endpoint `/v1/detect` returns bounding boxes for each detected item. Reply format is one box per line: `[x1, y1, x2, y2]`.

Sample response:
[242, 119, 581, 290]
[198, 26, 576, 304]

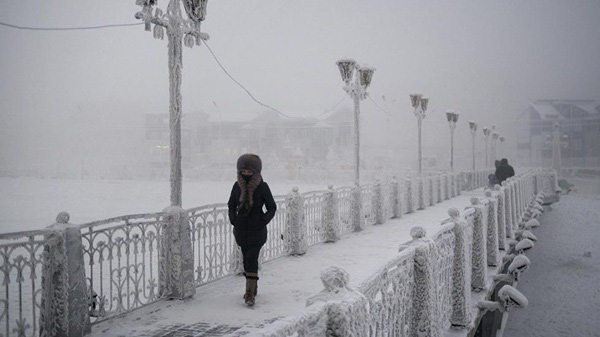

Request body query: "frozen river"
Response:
[0, 177, 327, 233]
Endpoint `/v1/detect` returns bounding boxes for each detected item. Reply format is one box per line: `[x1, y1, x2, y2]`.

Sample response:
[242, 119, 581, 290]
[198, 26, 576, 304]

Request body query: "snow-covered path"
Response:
[504, 194, 600, 337]
[88, 191, 479, 337]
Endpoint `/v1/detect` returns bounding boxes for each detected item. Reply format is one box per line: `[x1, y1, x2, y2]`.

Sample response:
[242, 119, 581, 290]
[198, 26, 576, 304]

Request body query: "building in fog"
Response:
[144, 108, 354, 177]
[515, 99, 600, 169]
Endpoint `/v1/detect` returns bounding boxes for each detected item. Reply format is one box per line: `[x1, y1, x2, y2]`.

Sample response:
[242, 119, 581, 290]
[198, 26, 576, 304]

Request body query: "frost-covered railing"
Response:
[187, 203, 238, 285]
[261, 169, 543, 337]
[432, 224, 456, 330]
[358, 247, 415, 336]
[0, 168, 496, 336]
[80, 213, 169, 323]
[0, 229, 49, 337]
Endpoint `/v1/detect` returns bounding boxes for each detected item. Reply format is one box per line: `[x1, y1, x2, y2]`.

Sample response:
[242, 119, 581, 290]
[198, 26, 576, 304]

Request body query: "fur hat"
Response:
[237, 154, 262, 174]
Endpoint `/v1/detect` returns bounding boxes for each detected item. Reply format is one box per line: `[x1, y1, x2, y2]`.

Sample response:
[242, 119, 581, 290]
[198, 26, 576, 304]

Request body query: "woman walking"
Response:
[228, 154, 277, 306]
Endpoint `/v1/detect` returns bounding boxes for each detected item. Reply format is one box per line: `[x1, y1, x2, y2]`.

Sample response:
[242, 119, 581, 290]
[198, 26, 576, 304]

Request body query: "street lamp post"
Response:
[335, 59, 375, 187]
[499, 135, 505, 159]
[135, 0, 209, 207]
[410, 94, 430, 176]
[491, 131, 500, 164]
[545, 123, 568, 175]
[469, 121, 478, 171]
[446, 111, 459, 171]
[336, 59, 375, 232]
[483, 127, 491, 168]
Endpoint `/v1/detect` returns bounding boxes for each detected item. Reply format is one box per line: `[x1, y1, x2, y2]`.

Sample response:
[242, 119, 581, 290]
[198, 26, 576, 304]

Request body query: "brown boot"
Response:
[244, 273, 258, 306]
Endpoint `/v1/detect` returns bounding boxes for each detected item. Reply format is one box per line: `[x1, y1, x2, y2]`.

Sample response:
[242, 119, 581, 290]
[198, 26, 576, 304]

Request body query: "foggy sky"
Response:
[1, 0, 600, 169]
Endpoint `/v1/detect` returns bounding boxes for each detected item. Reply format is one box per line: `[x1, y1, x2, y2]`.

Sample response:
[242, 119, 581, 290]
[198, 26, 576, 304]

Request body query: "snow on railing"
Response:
[358, 247, 416, 336]
[187, 203, 238, 285]
[0, 167, 511, 336]
[80, 212, 170, 324]
[261, 168, 548, 336]
[0, 229, 50, 337]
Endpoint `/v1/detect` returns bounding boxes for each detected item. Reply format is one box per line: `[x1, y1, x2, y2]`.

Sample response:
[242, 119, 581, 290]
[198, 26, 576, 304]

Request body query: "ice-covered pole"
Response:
[135, 0, 209, 207]
[410, 94, 429, 176]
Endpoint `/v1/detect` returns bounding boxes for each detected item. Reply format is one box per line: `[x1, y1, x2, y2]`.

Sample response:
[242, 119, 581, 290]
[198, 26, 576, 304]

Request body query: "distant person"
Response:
[228, 154, 277, 306]
[502, 158, 515, 179]
[491, 160, 502, 186]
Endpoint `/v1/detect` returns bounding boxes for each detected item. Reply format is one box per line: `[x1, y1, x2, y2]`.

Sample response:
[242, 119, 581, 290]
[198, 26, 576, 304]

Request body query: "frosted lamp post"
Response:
[446, 111, 459, 171]
[135, 0, 209, 207]
[336, 59, 375, 187]
[545, 123, 568, 175]
[491, 131, 500, 164]
[410, 94, 430, 176]
[499, 135, 505, 159]
[469, 121, 478, 170]
[482, 127, 491, 168]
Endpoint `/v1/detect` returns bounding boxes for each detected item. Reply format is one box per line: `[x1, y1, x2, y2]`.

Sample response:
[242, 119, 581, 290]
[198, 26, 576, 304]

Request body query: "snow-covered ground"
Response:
[0, 177, 327, 232]
[503, 194, 600, 337]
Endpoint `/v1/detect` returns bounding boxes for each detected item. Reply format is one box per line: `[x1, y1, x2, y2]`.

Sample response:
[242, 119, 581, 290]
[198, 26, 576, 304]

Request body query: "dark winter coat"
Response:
[228, 180, 277, 247]
[495, 158, 515, 183]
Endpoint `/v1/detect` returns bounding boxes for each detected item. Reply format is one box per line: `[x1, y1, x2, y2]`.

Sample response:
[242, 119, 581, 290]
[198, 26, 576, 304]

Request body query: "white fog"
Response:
[1, 1, 599, 336]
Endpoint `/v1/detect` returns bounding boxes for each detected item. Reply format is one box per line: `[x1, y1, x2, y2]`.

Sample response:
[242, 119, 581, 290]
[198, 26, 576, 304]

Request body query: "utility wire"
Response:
[0, 19, 350, 120]
[368, 95, 393, 116]
[202, 40, 295, 119]
[0, 21, 144, 31]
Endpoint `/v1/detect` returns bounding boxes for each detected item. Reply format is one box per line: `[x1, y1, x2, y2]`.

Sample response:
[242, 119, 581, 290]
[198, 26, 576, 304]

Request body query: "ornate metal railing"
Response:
[360, 184, 375, 227]
[80, 213, 168, 324]
[261, 197, 288, 262]
[0, 167, 506, 336]
[187, 204, 235, 286]
[432, 224, 456, 330]
[336, 186, 354, 234]
[358, 247, 415, 336]
[303, 191, 327, 246]
[0, 230, 49, 337]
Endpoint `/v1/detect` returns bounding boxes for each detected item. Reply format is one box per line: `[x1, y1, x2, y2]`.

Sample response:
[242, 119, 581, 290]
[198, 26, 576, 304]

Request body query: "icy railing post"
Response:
[494, 185, 507, 249]
[515, 178, 523, 222]
[160, 206, 196, 299]
[306, 266, 369, 336]
[405, 175, 414, 214]
[39, 212, 91, 337]
[502, 181, 513, 233]
[374, 180, 384, 224]
[444, 173, 450, 200]
[323, 185, 341, 243]
[450, 173, 456, 198]
[351, 185, 363, 232]
[502, 182, 513, 239]
[510, 179, 518, 231]
[466, 198, 487, 291]
[401, 226, 443, 337]
[447, 208, 472, 328]
[418, 177, 426, 210]
[391, 176, 402, 219]
[484, 190, 499, 266]
[456, 172, 463, 195]
[285, 187, 308, 255]
[437, 174, 443, 203]
[429, 175, 435, 206]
